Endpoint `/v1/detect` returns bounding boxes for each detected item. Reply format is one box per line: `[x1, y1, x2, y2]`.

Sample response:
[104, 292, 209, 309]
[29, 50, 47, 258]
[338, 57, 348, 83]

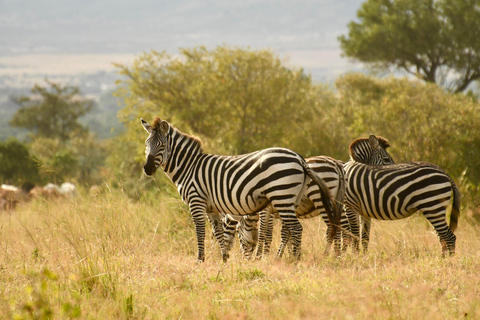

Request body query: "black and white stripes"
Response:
[255, 156, 348, 258]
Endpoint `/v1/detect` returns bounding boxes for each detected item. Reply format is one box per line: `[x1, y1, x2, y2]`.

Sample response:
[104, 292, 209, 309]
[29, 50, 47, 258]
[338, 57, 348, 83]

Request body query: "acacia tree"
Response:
[9, 80, 94, 141]
[8, 80, 106, 184]
[339, 0, 480, 93]
[114, 46, 335, 156]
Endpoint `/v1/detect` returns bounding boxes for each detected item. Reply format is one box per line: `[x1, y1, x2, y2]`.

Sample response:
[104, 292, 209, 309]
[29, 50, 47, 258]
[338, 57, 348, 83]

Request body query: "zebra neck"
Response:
[162, 132, 203, 185]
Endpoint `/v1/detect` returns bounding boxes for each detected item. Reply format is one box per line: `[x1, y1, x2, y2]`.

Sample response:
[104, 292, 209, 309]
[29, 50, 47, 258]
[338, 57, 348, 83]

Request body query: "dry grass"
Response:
[1, 190, 479, 319]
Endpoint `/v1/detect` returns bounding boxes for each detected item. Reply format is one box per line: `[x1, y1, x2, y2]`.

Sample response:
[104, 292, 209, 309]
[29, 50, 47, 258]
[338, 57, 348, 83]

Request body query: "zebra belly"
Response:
[358, 205, 416, 220]
[205, 191, 270, 216]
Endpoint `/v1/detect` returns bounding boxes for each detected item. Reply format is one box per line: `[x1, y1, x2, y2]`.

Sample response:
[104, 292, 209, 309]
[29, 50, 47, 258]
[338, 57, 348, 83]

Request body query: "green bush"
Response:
[0, 138, 41, 185]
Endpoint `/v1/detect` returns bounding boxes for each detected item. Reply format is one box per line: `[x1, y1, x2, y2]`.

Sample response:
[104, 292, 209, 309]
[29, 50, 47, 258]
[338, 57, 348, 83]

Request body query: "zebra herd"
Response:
[141, 117, 461, 262]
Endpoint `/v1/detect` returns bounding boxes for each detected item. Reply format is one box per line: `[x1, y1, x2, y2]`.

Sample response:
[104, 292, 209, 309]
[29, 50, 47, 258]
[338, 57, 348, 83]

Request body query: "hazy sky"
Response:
[0, 0, 365, 85]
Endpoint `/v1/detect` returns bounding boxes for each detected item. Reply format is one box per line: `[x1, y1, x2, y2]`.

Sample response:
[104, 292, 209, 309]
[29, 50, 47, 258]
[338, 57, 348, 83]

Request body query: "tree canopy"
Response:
[338, 0, 480, 93]
[9, 80, 94, 141]
[114, 46, 337, 157]
[6, 80, 106, 185]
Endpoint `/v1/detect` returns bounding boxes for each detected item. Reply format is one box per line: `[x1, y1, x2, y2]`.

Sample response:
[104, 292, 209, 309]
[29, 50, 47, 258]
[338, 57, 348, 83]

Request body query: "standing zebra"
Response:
[141, 117, 338, 262]
[345, 135, 461, 255]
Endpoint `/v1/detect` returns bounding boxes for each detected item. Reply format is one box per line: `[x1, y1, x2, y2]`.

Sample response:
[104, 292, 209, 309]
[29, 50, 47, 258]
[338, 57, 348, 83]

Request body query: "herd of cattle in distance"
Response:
[0, 182, 77, 211]
[141, 117, 461, 262]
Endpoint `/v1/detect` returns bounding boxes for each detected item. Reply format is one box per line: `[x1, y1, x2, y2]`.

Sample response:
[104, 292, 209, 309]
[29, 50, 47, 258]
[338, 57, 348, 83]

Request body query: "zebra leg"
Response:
[320, 213, 342, 257]
[346, 209, 361, 253]
[190, 204, 208, 262]
[324, 225, 333, 255]
[256, 210, 269, 260]
[264, 212, 274, 256]
[361, 216, 372, 253]
[223, 214, 239, 255]
[207, 212, 229, 262]
[339, 211, 352, 252]
[325, 227, 342, 257]
[424, 212, 457, 256]
[277, 210, 302, 260]
[276, 219, 291, 258]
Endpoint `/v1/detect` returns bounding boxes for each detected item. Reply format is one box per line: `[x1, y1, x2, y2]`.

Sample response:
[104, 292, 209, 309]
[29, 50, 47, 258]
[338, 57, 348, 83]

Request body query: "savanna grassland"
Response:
[1, 189, 479, 320]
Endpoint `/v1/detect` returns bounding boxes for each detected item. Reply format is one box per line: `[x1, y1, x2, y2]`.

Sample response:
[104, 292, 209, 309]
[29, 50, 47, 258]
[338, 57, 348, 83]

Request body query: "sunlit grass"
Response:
[1, 190, 479, 319]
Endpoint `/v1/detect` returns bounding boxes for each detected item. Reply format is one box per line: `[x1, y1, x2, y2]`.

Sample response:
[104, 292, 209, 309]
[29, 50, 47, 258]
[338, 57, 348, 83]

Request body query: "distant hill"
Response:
[0, 0, 364, 55]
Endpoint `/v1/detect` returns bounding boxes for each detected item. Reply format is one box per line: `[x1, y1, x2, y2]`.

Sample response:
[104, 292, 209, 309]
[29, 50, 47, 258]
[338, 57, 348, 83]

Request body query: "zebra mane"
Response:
[151, 117, 163, 130]
[349, 135, 390, 154]
[151, 117, 204, 152]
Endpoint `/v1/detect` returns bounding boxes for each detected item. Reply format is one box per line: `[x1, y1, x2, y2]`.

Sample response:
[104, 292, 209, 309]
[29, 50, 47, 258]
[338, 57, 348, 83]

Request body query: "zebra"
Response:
[254, 156, 348, 259]
[345, 135, 461, 255]
[231, 139, 395, 260]
[141, 117, 338, 262]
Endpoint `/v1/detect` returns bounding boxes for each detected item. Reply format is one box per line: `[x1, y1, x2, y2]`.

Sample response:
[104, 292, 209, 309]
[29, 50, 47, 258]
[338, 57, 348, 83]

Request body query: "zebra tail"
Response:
[450, 181, 461, 232]
[303, 164, 340, 239]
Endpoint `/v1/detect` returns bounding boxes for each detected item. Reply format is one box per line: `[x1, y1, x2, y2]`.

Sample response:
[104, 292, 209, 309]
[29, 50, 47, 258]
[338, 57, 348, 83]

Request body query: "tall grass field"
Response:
[1, 189, 479, 319]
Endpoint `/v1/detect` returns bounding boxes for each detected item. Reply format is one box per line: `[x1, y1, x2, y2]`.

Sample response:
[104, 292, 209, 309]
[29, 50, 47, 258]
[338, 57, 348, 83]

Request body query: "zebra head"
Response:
[237, 214, 259, 259]
[349, 135, 395, 165]
[141, 117, 171, 176]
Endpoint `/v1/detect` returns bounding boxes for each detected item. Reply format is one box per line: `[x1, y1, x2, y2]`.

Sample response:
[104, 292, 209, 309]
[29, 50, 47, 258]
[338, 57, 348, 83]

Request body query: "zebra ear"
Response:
[369, 135, 379, 150]
[159, 120, 170, 135]
[141, 118, 152, 133]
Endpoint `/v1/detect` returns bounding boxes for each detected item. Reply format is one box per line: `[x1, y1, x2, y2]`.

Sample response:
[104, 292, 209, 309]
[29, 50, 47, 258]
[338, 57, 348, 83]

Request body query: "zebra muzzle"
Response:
[144, 155, 157, 176]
